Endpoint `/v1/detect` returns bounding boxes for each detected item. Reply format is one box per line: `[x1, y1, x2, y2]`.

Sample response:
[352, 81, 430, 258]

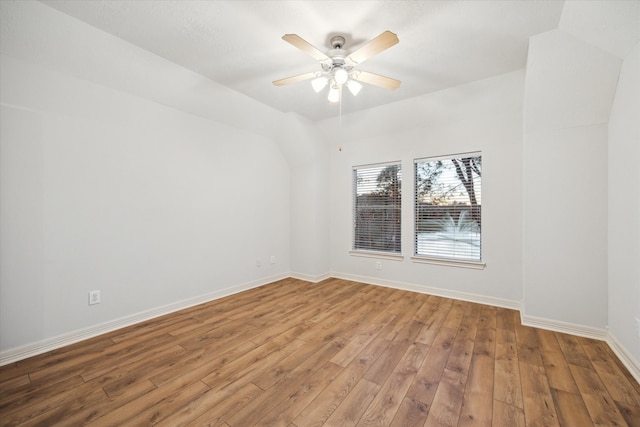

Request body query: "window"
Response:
[352, 162, 401, 255]
[414, 153, 482, 265]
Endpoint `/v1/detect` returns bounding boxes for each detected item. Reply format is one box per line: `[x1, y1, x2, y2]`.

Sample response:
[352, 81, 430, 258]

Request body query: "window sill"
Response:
[411, 256, 486, 270]
[349, 250, 404, 261]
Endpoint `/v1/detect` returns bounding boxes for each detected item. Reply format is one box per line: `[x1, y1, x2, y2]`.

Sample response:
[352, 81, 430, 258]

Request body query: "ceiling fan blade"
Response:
[282, 34, 330, 62]
[272, 72, 317, 86]
[347, 31, 399, 65]
[353, 70, 401, 90]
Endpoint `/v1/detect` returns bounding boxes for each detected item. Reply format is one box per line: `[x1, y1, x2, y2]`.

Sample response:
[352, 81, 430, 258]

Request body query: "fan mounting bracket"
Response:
[330, 35, 346, 49]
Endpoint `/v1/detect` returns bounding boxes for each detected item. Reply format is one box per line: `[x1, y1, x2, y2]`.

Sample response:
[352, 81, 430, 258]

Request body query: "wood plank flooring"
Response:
[1, 277, 639, 426]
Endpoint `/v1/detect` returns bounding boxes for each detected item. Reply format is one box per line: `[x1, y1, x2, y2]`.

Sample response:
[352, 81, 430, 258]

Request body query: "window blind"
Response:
[353, 162, 402, 254]
[414, 153, 481, 261]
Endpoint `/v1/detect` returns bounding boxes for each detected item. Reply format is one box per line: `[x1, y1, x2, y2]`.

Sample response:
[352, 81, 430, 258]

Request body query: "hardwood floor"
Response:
[1, 277, 639, 426]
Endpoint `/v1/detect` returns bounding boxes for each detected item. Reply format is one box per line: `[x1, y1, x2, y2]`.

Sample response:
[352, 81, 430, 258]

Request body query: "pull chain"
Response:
[339, 85, 343, 128]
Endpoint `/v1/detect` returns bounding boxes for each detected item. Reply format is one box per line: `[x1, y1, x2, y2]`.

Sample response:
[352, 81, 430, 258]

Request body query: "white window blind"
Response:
[353, 162, 401, 254]
[414, 153, 482, 262]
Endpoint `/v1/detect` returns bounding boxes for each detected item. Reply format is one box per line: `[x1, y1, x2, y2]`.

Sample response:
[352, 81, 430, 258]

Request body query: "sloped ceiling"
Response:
[559, 0, 639, 58]
[37, 0, 565, 121]
[3, 1, 637, 123]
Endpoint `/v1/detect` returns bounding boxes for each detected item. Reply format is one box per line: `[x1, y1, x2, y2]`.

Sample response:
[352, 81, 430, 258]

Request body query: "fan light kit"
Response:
[273, 31, 401, 104]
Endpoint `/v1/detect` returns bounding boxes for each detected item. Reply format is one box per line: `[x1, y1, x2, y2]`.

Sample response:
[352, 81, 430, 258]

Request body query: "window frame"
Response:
[412, 152, 485, 269]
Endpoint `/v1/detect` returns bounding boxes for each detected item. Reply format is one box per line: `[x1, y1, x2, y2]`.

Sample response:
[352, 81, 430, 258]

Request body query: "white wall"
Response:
[522, 29, 621, 330]
[277, 112, 331, 280]
[608, 42, 640, 363]
[320, 71, 524, 306]
[0, 55, 290, 353]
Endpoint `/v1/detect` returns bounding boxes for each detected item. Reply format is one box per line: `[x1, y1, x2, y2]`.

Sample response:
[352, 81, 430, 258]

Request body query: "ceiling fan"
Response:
[273, 31, 401, 103]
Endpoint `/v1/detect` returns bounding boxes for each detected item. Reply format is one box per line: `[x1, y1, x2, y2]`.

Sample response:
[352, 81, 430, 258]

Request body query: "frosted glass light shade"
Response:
[346, 80, 362, 96]
[334, 68, 348, 85]
[311, 77, 328, 93]
[328, 86, 340, 103]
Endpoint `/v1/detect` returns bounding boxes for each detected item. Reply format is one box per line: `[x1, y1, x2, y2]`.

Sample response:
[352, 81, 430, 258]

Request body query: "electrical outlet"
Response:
[89, 290, 101, 305]
[270, 255, 276, 264]
[375, 261, 382, 270]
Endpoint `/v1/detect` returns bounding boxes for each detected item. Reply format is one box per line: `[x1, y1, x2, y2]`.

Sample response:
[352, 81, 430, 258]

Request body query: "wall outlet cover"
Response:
[89, 290, 101, 305]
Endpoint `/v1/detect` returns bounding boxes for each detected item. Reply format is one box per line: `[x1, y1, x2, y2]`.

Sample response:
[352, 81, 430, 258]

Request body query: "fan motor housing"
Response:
[328, 36, 348, 71]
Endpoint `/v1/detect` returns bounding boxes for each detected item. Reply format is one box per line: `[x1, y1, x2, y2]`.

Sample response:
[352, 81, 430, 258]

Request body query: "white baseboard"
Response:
[606, 332, 640, 384]
[289, 271, 332, 283]
[331, 271, 523, 310]
[520, 313, 609, 340]
[0, 272, 288, 366]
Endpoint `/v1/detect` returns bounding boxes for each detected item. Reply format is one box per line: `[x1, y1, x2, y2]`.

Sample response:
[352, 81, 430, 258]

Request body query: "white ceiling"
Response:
[32, 1, 631, 122]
